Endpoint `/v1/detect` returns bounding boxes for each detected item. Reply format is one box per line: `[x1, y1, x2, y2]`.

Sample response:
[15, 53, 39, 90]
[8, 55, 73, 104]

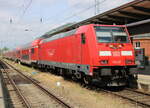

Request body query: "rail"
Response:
[0, 60, 32, 108]
[0, 59, 73, 108]
[101, 87, 150, 108]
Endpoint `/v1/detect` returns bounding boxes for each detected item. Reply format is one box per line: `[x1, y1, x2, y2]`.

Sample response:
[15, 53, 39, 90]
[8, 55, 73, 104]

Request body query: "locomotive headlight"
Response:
[121, 51, 132, 56]
[99, 51, 111, 56]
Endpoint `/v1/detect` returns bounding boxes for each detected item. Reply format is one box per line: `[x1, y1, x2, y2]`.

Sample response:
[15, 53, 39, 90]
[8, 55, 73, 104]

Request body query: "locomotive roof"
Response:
[39, 23, 76, 39]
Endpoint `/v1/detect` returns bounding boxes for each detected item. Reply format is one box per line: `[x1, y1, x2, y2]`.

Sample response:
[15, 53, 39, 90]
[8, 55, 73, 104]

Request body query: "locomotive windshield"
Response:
[94, 26, 129, 43]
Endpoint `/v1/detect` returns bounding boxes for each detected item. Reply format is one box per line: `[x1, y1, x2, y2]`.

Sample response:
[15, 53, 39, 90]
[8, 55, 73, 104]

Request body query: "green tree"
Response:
[2, 47, 9, 51]
[0, 47, 9, 56]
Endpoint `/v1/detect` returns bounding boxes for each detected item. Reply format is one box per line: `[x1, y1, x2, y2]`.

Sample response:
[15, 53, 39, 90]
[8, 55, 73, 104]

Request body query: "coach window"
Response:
[81, 33, 86, 44]
[31, 48, 34, 54]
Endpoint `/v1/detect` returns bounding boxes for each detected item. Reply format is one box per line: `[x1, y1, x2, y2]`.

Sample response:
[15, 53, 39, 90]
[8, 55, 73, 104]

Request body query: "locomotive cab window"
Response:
[94, 26, 129, 43]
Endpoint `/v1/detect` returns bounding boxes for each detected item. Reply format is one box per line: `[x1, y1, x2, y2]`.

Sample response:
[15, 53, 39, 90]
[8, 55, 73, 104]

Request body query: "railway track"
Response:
[98, 87, 150, 108]
[0, 59, 73, 108]
[0, 61, 26, 108]
[116, 88, 150, 108]
[2, 59, 150, 108]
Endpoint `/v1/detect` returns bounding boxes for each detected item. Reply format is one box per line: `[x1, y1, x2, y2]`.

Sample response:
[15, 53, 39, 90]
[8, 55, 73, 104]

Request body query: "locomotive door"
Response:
[80, 33, 88, 65]
[30, 47, 35, 62]
[30, 46, 39, 63]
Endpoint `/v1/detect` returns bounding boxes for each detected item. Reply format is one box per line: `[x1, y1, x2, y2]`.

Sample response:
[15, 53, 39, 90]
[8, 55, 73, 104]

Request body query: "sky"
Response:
[0, 0, 133, 49]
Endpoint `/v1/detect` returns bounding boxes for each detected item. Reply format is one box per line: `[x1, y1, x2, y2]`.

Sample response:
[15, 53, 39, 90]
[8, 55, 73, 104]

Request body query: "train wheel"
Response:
[59, 69, 65, 77]
[83, 76, 92, 85]
[75, 71, 82, 80]
[70, 70, 76, 81]
[71, 75, 77, 81]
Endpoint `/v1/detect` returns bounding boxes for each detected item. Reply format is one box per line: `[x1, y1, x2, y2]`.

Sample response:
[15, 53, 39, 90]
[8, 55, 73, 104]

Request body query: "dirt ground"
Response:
[6, 60, 138, 108]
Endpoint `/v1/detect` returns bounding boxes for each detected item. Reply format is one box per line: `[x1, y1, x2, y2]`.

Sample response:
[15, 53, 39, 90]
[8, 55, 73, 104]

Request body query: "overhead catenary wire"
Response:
[44, 0, 107, 30]
[22, 0, 33, 19]
[44, 2, 88, 23]
[9, 0, 34, 32]
[9, 0, 108, 47]
[95, 0, 101, 15]
[16, 0, 86, 30]
[16, 0, 107, 30]
[6, 0, 34, 49]
[32, 1, 104, 37]
[14, 0, 33, 30]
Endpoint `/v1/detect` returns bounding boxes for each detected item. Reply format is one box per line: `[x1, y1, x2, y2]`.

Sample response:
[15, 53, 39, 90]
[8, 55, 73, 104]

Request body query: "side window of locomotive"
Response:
[81, 33, 86, 44]
[31, 48, 34, 54]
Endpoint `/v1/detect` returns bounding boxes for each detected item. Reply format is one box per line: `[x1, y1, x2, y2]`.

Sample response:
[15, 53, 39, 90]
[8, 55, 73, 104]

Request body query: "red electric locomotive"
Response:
[4, 24, 137, 86]
[37, 24, 137, 86]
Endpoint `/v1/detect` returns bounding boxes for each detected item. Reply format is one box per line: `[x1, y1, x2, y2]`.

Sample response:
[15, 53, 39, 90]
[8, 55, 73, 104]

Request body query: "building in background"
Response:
[133, 33, 150, 60]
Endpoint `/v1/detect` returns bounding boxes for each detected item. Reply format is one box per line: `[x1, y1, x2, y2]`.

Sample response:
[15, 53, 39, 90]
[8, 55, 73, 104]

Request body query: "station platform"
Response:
[137, 64, 150, 91]
[133, 63, 150, 91]
[0, 78, 5, 108]
[137, 74, 150, 91]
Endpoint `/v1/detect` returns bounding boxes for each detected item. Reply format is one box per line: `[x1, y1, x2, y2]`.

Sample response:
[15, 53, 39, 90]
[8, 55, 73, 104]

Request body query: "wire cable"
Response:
[44, 1, 90, 23]
[44, 0, 107, 28]
[22, 0, 33, 17]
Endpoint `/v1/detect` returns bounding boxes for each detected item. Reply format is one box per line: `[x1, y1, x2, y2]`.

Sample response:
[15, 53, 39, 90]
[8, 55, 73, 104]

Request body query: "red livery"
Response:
[4, 24, 137, 86]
